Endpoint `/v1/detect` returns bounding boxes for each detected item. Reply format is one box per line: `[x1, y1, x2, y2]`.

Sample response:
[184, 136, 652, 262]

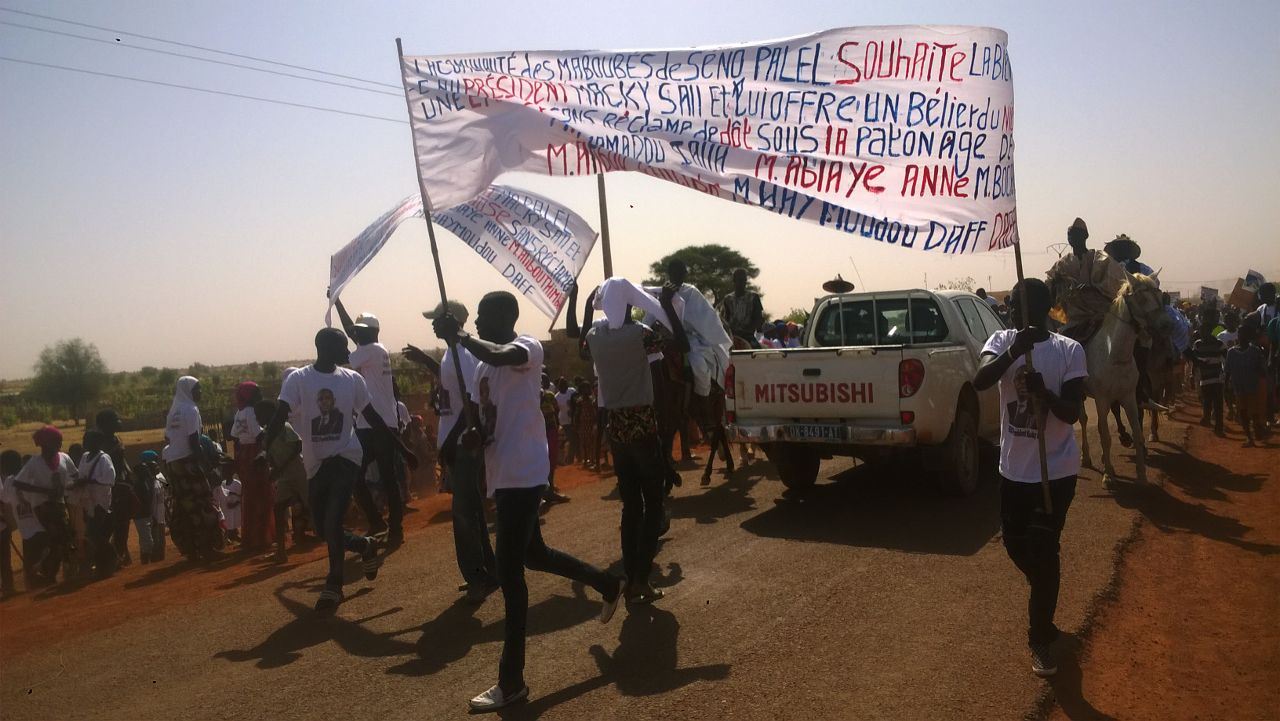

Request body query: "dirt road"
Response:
[1045, 404, 1280, 721]
[0, 423, 1180, 720]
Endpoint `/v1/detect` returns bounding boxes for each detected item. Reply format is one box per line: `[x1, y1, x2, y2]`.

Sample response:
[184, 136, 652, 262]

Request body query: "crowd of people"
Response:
[1, 231, 1276, 708]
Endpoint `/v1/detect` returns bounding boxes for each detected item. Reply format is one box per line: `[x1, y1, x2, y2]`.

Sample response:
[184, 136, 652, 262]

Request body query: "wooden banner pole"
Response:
[596, 173, 614, 278]
[1013, 238, 1054, 513]
[396, 38, 476, 429]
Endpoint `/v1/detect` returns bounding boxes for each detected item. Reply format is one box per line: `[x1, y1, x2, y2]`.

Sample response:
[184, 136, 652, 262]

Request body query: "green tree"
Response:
[783, 307, 810, 324]
[643, 244, 761, 305]
[29, 338, 109, 423]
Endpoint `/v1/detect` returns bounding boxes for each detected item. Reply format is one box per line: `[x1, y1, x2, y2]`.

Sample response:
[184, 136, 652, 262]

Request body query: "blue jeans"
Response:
[310, 457, 371, 591]
[611, 434, 666, 585]
[495, 485, 614, 689]
[448, 447, 496, 587]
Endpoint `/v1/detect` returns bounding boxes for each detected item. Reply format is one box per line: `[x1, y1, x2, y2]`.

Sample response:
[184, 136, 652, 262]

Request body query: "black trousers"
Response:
[353, 427, 404, 533]
[494, 485, 613, 689]
[1000, 475, 1077, 646]
[1, 528, 14, 592]
[611, 434, 665, 585]
[1201, 383, 1224, 433]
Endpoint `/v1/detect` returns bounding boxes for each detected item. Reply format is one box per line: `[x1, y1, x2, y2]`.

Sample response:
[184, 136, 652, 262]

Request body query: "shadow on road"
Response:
[665, 465, 767, 525]
[1143, 445, 1266, 501]
[382, 584, 600, 677]
[738, 458, 1001, 556]
[1045, 632, 1120, 721]
[1098, 480, 1279, 556]
[213, 579, 409, 669]
[493, 604, 732, 720]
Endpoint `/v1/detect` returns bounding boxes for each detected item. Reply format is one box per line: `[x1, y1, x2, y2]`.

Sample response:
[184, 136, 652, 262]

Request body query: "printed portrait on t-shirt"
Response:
[311, 387, 343, 437]
[478, 377, 497, 438]
[1006, 365, 1038, 438]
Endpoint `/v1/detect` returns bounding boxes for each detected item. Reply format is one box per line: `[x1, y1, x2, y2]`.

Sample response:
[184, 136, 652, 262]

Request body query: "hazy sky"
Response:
[2, 0, 1278, 379]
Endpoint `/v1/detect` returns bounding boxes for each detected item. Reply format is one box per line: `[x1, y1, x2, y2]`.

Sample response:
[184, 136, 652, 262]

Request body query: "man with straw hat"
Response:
[1103, 233, 1154, 277]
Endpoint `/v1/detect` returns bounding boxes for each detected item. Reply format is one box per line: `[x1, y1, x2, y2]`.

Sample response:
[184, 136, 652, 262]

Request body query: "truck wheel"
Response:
[774, 446, 820, 491]
[938, 407, 980, 496]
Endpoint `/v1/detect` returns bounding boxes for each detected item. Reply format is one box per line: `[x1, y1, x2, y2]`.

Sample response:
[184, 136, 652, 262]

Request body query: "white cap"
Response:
[354, 312, 380, 330]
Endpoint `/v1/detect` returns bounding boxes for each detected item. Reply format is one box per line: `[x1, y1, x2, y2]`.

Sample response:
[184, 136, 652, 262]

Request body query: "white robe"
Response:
[645, 283, 732, 396]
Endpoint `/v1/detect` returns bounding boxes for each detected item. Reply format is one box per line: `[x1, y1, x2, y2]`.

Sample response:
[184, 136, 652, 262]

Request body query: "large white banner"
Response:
[434, 184, 598, 318]
[327, 194, 424, 325]
[401, 26, 1017, 254]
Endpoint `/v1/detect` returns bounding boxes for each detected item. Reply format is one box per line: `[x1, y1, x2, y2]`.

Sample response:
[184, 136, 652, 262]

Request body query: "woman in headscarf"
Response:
[10, 425, 77, 584]
[161, 377, 222, 561]
[230, 380, 273, 551]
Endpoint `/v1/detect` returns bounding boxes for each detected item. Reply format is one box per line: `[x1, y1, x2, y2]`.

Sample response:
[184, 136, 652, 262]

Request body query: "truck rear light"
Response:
[900, 411, 915, 424]
[899, 358, 925, 398]
[724, 364, 736, 424]
[724, 364, 736, 399]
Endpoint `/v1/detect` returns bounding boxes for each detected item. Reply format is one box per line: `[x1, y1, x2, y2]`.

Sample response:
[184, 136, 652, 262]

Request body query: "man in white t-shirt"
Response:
[433, 291, 623, 712]
[406, 300, 498, 604]
[974, 277, 1088, 679]
[332, 296, 406, 546]
[76, 429, 118, 578]
[259, 327, 418, 617]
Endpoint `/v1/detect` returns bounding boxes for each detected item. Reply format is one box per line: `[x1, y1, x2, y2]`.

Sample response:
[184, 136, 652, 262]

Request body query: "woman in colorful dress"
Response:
[161, 377, 222, 561]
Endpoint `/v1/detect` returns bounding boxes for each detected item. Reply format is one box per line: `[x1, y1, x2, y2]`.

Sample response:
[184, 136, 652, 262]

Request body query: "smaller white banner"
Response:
[327, 194, 424, 324]
[434, 185, 599, 319]
[1243, 269, 1267, 293]
[1199, 286, 1219, 303]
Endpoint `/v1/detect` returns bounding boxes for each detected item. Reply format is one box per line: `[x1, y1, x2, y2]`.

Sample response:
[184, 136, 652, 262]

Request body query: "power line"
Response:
[0, 5, 400, 89]
[0, 56, 407, 124]
[0, 20, 402, 97]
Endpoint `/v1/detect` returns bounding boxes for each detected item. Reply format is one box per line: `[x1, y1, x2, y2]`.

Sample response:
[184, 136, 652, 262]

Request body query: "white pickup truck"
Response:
[724, 289, 1006, 495]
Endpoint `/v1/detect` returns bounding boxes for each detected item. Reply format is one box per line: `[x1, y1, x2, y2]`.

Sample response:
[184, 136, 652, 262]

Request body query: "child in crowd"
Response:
[1226, 325, 1270, 447]
[254, 399, 309, 563]
[132, 450, 165, 563]
[1217, 313, 1241, 421]
[217, 473, 243, 545]
[1188, 317, 1226, 436]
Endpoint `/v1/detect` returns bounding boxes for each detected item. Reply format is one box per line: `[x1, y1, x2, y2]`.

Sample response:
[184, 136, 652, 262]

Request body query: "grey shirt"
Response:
[585, 320, 660, 409]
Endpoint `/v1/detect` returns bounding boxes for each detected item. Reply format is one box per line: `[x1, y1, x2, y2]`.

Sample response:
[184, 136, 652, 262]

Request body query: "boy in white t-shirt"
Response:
[974, 278, 1088, 679]
[259, 327, 418, 617]
[433, 291, 622, 712]
[332, 296, 406, 546]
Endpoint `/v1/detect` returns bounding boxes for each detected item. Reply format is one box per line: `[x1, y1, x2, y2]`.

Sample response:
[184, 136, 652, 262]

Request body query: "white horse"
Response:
[1078, 272, 1171, 485]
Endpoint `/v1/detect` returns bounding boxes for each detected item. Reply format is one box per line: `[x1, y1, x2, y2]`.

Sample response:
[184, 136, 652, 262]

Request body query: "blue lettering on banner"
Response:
[403, 26, 1018, 254]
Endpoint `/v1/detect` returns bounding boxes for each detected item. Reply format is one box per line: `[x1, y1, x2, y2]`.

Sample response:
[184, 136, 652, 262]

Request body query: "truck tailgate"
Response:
[731, 347, 903, 422]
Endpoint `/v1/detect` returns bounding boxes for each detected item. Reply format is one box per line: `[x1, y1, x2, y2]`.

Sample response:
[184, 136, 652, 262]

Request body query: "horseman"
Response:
[648, 259, 733, 404]
[1046, 218, 1128, 343]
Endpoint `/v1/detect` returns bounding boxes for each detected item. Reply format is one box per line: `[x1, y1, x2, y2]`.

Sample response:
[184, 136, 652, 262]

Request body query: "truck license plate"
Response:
[791, 424, 849, 441]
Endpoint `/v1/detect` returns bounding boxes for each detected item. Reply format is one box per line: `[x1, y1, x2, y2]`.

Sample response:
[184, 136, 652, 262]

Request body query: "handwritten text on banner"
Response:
[401, 26, 1017, 254]
[434, 185, 598, 318]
